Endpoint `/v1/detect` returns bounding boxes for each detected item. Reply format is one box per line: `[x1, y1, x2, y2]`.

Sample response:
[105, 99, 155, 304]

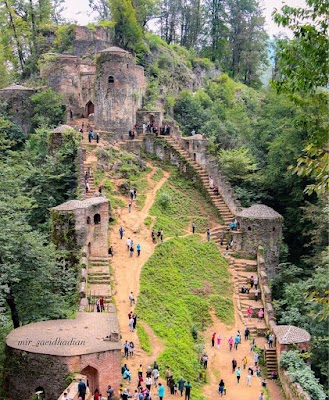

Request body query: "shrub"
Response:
[280, 350, 326, 400]
[158, 192, 172, 208]
[137, 324, 152, 355]
[53, 25, 76, 53]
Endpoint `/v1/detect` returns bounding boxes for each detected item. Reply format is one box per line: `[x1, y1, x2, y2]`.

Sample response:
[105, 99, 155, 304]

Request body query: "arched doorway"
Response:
[88, 242, 91, 255]
[94, 213, 101, 224]
[193, 153, 196, 161]
[81, 366, 99, 393]
[35, 386, 46, 399]
[85, 101, 94, 117]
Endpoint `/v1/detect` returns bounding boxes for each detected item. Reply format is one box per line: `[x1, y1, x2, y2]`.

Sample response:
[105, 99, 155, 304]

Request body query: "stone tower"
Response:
[94, 46, 145, 139]
[234, 204, 283, 279]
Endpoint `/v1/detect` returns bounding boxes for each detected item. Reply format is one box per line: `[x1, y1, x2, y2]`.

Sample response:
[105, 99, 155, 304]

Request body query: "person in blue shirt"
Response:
[158, 383, 165, 400]
[78, 379, 86, 400]
[137, 244, 141, 256]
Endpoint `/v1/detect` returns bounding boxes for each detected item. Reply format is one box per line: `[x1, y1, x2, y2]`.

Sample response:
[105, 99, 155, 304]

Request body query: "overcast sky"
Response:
[62, 0, 306, 36]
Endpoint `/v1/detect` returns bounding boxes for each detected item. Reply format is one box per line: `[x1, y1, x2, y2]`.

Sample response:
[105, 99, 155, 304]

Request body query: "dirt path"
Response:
[109, 166, 169, 395]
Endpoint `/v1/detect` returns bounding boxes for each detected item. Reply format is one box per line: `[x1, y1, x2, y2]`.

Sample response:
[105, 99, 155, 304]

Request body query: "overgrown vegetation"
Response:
[150, 168, 222, 237]
[136, 235, 233, 399]
[137, 324, 152, 355]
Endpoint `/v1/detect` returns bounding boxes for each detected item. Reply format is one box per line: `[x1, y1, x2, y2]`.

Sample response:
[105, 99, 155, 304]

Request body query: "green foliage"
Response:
[137, 324, 152, 355]
[109, 0, 143, 51]
[52, 24, 76, 53]
[151, 168, 164, 182]
[150, 169, 221, 236]
[280, 351, 326, 400]
[144, 216, 152, 228]
[31, 88, 66, 129]
[136, 236, 233, 398]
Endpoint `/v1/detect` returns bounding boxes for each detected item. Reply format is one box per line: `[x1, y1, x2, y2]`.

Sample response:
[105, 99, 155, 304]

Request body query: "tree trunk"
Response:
[6, 291, 20, 328]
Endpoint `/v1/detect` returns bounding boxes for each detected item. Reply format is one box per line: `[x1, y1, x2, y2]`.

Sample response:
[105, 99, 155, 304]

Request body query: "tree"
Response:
[109, 0, 143, 50]
[31, 88, 66, 129]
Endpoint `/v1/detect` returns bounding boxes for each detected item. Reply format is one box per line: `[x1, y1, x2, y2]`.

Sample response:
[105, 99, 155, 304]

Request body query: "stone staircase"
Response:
[88, 256, 112, 309]
[161, 136, 235, 225]
[264, 345, 278, 377]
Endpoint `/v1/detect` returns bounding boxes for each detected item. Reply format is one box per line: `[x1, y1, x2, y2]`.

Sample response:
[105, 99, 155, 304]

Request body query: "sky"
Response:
[62, 0, 306, 36]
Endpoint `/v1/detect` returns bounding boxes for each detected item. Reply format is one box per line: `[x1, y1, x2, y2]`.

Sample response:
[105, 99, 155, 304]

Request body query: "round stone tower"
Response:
[94, 46, 145, 139]
[235, 204, 283, 279]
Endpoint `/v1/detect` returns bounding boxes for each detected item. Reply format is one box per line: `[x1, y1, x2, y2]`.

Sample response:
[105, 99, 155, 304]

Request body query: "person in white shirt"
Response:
[126, 238, 131, 251]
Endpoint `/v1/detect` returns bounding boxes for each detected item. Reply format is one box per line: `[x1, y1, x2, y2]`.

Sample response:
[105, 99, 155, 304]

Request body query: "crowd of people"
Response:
[127, 122, 171, 140]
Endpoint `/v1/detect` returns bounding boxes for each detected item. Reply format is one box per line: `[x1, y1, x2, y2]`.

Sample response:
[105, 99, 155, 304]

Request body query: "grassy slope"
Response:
[136, 235, 234, 399]
[149, 169, 222, 237]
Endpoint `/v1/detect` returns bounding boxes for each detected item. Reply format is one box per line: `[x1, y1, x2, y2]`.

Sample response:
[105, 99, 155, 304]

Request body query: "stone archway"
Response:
[85, 101, 94, 117]
[81, 365, 99, 393]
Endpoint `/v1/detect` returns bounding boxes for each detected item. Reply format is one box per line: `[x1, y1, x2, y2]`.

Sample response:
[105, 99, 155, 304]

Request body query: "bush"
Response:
[137, 324, 152, 355]
[53, 25, 76, 53]
[158, 192, 172, 208]
[280, 351, 326, 400]
[31, 89, 66, 129]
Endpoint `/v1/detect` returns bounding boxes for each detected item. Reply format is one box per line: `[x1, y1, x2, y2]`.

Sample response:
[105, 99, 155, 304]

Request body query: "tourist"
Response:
[78, 379, 87, 400]
[206, 228, 211, 242]
[232, 358, 237, 373]
[211, 332, 216, 347]
[169, 377, 175, 395]
[151, 230, 156, 244]
[248, 366, 254, 376]
[250, 276, 254, 288]
[137, 243, 141, 256]
[146, 376, 152, 391]
[258, 308, 264, 322]
[228, 336, 234, 351]
[129, 244, 134, 257]
[250, 338, 256, 352]
[218, 379, 225, 397]
[152, 365, 159, 388]
[126, 238, 131, 251]
[129, 317, 134, 332]
[69, 109, 73, 121]
[242, 355, 248, 369]
[271, 370, 278, 380]
[62, 392, 72, 400]
[225, 245, 229, 256]
[165, 367, 171, 386]
[158, 383, 165, 400]
[209, 176, 214, 189]
[143, 123, 147, 134]
[234, 335, 240, 350]
[129, 292, 135, 306]
[133, 189, 137, 200]
[184, 381, 192, 400]
[254, 352, 259, 366]
[85, 181, 90, 193]
[99, 296, 105, 312]
[108, 246, 114, 257]
[178, 377, 185, 396]
[128, 202, 132, 213]
[124, 340, 129, 359]
[96, 299, 100, 312]
[254, 275, 259, 290]
[118, 384, 124, 399]
[106, 385, 114, 400]
[268, 333, 274, 348]
[235, 367, 242, 384]
[154, 360, 159, 370]
[160, 229, 164, 242]
[213, 185, 219, 194]
[259, 392, 264, 400]
[157, 230, 161, 242]
[88, 130, 93, 143]
[217, 334, 222, 349]
[261, 378, 267, 388]
[202, 354, 208, 369]
[247, 372, 252, 387]
[192, 222, 196, 234]
[138, 364, 143, 378]
[99, 394, 106, 400]
[94, 389, 100, 400]
[254, 288, 259, 301]
[129, 341, 134, 357]
[245, 327, 250, 340]
[247, 306, 252, 321]
[256, 367, 261, 377]
[119, 226, 125, 239]
[132, 312, 137, 329]
[237, 330, 242, 343]
[241, 284, 249, 294]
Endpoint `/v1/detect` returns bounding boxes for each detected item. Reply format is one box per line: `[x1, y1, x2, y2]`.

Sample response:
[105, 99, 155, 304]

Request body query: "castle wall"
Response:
[4, 347, 121, 400]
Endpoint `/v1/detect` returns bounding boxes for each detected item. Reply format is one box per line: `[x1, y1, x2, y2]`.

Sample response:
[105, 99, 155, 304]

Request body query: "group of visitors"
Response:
[128, 310, 138, 332]
[96, 296, 105, 312]
[151, 229, 164, 243]
[88, 129, 100, 143]
[125, 238, 142, 257]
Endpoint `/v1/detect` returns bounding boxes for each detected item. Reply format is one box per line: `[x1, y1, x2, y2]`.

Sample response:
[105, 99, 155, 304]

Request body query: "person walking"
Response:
[128, 202, 132, 213]
[88, 130, 93, 143]
[228, 336, 234, 351]
[192, 222, 196, 234]
[232, 358, 237, 373]
[225, 244, 229, 256]
[255, 288, 260, 301]
[211, 332, 216, 347]
[254, 352, 259, 366]
[268, 333, 274, 348]
[247, 372, 252, 387]
[184, 382, 192, 400]
[217, 335, 222, 349]
[119, 226, 125, 239]
[96, 132, 100, 143]
[245, 327, 250, 340]
[206, 228, 211, 242]
[129, 292, 135, 306]
[242, 356, 248, 369]
[247, 306, 252, 321]
[160, 229, 164, 242]
[123, 340, 129, 359]
[129, 245, 134, 257]
[234, 335, 240, 350]
[158, 383, 165, 400]
[258, 308, 264, 322]
[235, 367, 242, 384]
[178, 377, 185, 397]
[78, 379, 86, 400]
[129, 341, 134, 358]
[259, 392, 264, 400]
[218, 379, 225, 397]
[152, 366, 159, 388]
[137, 243, 141, 257]
[145, 376, 152, 391]
[126, 238, 131, 251]
[129, 317, 134, 332]
[99, 296, 105, 312]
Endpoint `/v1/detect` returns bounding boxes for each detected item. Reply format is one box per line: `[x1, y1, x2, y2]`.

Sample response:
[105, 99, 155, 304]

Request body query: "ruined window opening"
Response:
[108, 76, 114, 84]
[94, 213, 101, 224]
[273, 227, 276, 231]
[87, 216, 91, 224]
[127, 64, 129, 68]
[248, 226, 252, 231]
